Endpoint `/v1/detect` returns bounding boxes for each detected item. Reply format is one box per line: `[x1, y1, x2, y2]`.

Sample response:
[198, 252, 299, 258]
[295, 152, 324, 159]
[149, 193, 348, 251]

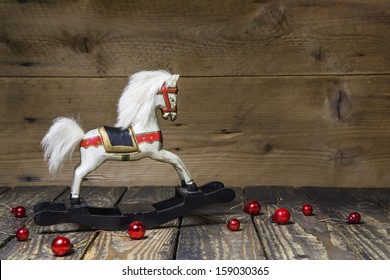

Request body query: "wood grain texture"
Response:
[1, 0, 389, 190]
[177, 217, 265, 260]
[83, 228, 178, 260]
[303, 187, 390, 259]
[0, 0, 389, 76]
[0, 231, 95, 260]
[1, 76, 390, 188]
[247, 186, 390, 259]
[83, 186, 179, 259]
[0, 187, 10, 196]
[0, 186, 388, 259]
[176, 188, 266, 260]
[0, 186, 66, 246]
[247, 186, 359, 259]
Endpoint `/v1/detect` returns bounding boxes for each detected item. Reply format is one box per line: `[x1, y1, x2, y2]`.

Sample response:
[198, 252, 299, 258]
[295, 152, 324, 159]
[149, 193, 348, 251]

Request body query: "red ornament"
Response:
[16, 227, 29, 241]
[272, 208, 291, 225]
[127, 221, 146, 240]
[11, 206, 26, 218]
[244, 200, 261, 216]
[347, 212, 361, 224]
[227, 218, 240, 231]
[302, 204, 313, 216]
[51, 236, 73, 256]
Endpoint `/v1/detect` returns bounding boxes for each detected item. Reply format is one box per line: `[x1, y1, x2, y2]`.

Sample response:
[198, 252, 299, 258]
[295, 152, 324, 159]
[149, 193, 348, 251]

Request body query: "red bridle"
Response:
[157, 83, 178, 113]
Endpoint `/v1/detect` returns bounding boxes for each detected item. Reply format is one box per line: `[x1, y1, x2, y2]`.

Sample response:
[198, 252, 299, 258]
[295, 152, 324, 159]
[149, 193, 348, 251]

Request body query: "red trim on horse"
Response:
[80, 136, 102, 149]
[136, 131, 163, 144]
[81, 131, 162, 149]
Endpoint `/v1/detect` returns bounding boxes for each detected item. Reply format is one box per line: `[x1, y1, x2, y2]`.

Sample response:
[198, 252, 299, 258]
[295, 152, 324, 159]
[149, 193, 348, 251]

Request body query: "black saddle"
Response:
[98, 126, 139, 153]
[103, 126, 133, 146]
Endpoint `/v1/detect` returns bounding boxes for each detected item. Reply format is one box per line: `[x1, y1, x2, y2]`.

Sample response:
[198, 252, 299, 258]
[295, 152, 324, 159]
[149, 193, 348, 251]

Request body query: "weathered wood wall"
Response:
[1, 0, 389, 188]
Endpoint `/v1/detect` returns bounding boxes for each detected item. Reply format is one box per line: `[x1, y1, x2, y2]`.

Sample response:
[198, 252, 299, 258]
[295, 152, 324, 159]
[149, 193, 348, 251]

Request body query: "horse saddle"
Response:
[98, 126, 139, 153]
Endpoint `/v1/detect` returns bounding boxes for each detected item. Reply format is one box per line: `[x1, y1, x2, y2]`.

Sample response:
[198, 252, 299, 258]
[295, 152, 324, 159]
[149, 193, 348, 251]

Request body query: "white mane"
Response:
[115, 70, 178, 129]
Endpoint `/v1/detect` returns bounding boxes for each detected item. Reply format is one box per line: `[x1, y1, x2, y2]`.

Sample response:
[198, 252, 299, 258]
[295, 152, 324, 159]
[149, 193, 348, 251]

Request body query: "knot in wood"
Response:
[264, 143, 273, 153]
[327, 89, 352, 122]
[72, 34, 95, 54]
[260, 3, 291, 31]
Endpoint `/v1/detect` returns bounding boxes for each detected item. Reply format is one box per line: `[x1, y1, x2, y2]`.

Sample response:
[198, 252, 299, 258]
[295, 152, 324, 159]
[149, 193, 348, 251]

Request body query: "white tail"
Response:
[41, 117, 85, 175]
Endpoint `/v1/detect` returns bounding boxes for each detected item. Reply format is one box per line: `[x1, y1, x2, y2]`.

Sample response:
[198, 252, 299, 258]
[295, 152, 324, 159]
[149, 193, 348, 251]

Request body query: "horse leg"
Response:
[70, 148, 106, 204]
[150, 149, 198, 192]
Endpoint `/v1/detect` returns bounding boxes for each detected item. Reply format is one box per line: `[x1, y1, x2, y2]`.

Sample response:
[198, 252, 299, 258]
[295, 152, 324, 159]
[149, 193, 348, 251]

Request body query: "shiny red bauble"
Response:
[127, 221, 146, 240]
[51, 236, 73, 256]
[227, 218, 240, 231]
[302, 204, 313, 216]
[272, 208, 291, 225]
[244, 200, 261, 216]
[347, 212, 361, 224]
[16, 227, 29, 241]
[11, 206, 26, 218]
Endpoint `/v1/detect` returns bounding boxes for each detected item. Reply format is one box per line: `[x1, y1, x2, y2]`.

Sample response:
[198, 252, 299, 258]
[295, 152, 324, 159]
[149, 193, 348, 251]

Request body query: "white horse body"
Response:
[41, 70, 196, 202]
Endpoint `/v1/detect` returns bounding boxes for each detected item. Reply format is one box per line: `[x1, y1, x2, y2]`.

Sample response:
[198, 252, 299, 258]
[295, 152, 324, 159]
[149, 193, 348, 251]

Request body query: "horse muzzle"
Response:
[162, 111, 177, 121]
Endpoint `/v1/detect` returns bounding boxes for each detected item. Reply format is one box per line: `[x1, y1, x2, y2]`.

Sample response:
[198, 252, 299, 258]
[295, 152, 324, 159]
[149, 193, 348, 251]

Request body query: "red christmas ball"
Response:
[11, 206, 26, 218]
[244, 200, 261, 216]
[227, 218, 240, 231]
[272, 208, 291, 225]
[16, 227, 29, 241]
[302, 204, 313, 216]
[51, 236, 73, 256]
[127, 221, 146, 240]
[347, 212, 361, 224]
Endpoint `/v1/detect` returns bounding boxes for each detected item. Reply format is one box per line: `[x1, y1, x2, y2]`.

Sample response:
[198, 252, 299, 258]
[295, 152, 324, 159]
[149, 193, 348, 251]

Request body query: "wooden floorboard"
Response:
[0, 186, 126, 259]
[0, 231, 94, 260]
[83, 186, 179, 260]
[303, 187, 390, 259]
[177, 215, 265, 260]
[0, 186, 388, 260]
[176, 188, 266, 260]
[246, 186, 355, 259]
[83, 227, 178, 260]
[0, 186, 67, 247]
[0, 187, 10, 196]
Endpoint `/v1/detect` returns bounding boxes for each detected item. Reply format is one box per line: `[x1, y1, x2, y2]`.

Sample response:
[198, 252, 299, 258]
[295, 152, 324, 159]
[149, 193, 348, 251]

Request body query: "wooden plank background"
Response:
[1, 0, 389, 188]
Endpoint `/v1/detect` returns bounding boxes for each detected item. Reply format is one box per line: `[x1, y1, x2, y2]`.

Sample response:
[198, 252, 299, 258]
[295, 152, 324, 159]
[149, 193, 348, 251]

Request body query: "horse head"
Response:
[116, 71, 181, 129]
[157, 74, 179, 121]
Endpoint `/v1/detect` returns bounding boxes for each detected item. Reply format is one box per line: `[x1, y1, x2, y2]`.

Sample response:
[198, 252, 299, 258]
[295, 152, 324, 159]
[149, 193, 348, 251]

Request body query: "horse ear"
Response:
[167, 74, 180, 87]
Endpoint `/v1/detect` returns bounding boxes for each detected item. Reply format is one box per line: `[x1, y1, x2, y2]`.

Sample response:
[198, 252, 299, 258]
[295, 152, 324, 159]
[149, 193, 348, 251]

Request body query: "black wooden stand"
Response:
[33, 181, 235, 230]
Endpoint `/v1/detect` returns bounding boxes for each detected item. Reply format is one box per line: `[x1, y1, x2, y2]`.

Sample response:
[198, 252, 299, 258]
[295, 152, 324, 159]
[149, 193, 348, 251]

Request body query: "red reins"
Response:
[157, 83, 177, 113]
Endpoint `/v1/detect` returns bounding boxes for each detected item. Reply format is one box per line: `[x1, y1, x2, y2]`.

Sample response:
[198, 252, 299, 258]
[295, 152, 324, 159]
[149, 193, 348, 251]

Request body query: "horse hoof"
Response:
[181, 181, 199, 192]
[70, 197, 81, 205]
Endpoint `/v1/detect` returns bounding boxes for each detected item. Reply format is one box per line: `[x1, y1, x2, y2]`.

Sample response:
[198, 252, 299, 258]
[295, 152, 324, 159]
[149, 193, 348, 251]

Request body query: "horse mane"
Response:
[115, 70, 175, 129]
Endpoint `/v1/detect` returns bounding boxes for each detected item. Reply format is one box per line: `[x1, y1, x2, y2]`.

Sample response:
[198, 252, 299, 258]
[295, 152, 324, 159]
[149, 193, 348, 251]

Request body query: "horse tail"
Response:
[41, 117, 85, 175]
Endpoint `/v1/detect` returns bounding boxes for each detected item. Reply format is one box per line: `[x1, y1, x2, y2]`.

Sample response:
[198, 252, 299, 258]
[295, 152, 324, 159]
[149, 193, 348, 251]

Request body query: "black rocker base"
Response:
[33, 181, 235, 230]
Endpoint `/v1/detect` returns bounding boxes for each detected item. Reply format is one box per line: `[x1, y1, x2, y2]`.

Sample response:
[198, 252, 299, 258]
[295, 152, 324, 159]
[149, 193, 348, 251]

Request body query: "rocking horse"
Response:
[34, 70, 235, 230]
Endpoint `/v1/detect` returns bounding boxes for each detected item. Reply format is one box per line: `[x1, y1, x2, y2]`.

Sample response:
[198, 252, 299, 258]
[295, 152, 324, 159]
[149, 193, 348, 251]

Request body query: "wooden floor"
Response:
[0, 185, 389, 260]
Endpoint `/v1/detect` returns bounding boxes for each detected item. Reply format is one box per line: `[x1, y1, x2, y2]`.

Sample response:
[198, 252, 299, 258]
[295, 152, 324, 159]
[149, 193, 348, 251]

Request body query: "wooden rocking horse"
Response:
[34, 70, 235, 230]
